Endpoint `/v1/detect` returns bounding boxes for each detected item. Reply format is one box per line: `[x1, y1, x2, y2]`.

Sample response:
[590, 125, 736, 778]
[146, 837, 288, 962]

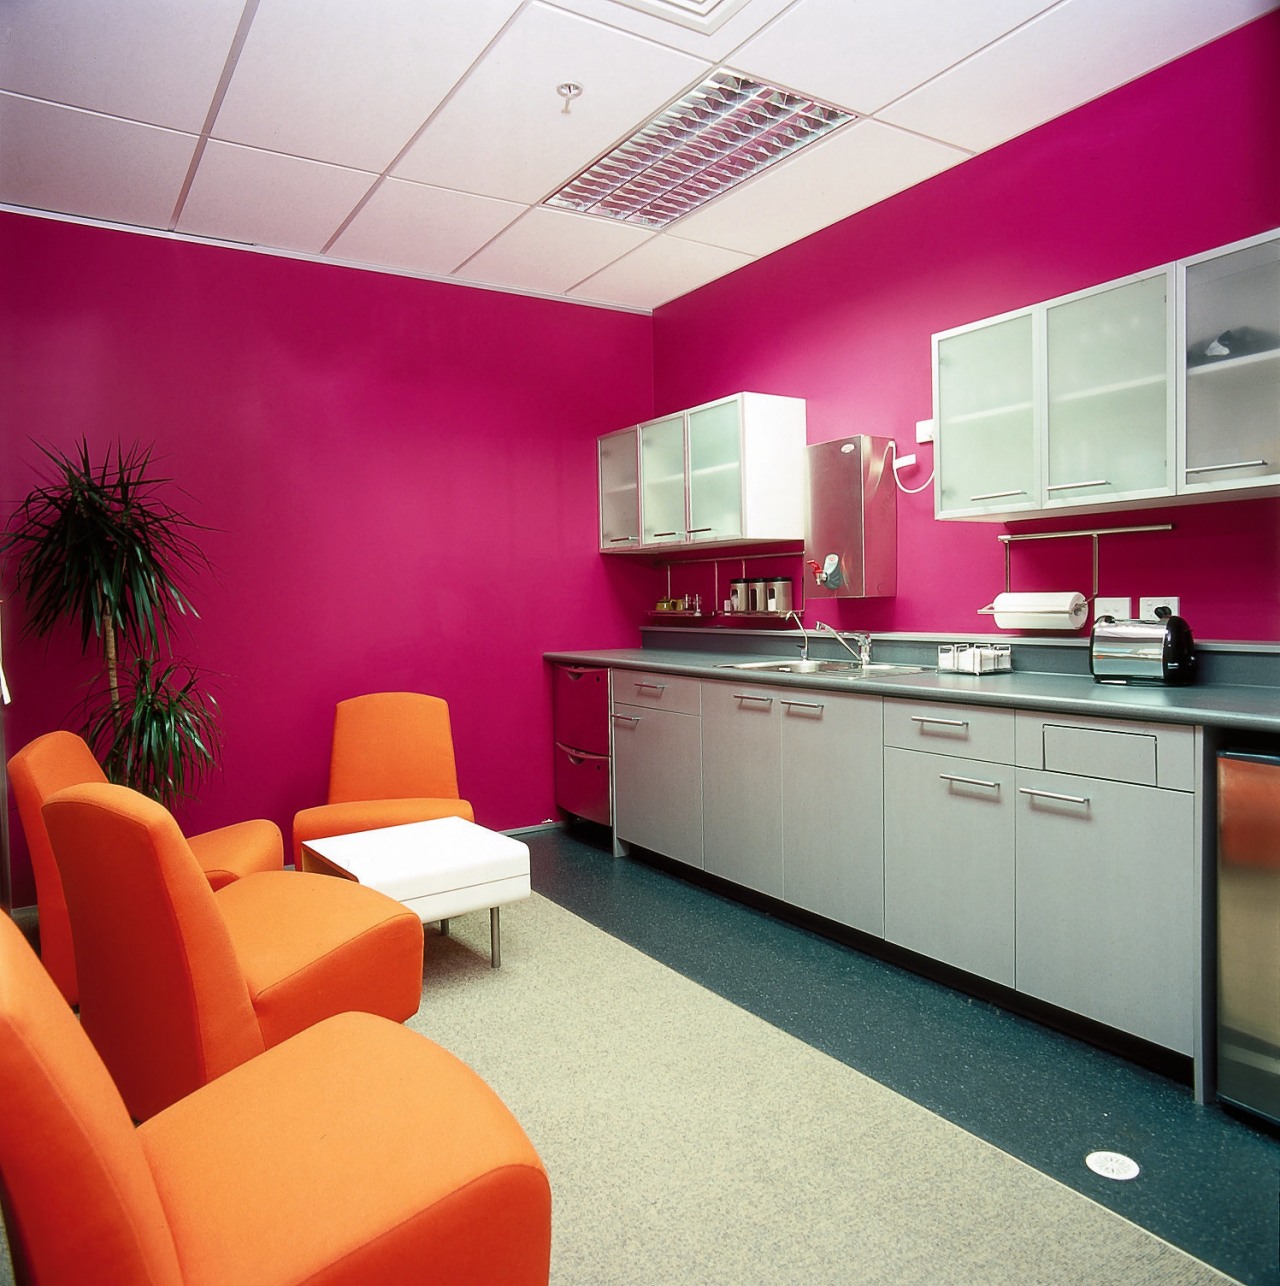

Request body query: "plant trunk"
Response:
[102, 604, 121, 728]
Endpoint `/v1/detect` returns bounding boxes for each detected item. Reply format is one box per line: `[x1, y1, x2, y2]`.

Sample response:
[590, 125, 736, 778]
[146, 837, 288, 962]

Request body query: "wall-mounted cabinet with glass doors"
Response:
[933, 226, 1280, 522]
[597, 392, 806, 554]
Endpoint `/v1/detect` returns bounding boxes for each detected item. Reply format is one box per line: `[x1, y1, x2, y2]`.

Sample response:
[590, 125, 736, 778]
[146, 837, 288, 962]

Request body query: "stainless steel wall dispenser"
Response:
[803, 436, 897, 599]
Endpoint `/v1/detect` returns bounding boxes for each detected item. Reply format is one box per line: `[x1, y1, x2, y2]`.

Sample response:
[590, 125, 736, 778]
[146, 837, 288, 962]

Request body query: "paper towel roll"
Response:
[990, 591, 1088, 631]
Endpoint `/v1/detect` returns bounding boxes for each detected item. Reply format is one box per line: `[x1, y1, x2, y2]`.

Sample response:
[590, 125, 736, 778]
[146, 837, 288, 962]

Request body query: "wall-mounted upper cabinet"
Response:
[934, 226, 1279, 522]
[934, 266, 1175, 521]
[1178, 228, 1280, 499]
[599, 392, 806, 554]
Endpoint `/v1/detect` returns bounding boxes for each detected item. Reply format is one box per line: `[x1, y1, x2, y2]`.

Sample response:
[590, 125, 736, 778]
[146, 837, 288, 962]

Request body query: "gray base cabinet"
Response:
[701, 682, 783, 896]
[781, 692, 884, 936]
[883, 746, 1016, 985]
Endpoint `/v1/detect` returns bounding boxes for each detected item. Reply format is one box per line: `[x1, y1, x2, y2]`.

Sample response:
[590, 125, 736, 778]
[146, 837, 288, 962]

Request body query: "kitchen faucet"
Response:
[785, 610, 809, 660]
[814, 621, 872, 665]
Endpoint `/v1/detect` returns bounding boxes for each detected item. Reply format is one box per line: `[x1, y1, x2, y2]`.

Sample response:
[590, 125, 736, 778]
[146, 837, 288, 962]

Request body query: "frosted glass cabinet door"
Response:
[598, 427, 639, 550]
[935, 312, 1038, 518]
[640, 413, 687, 544]
[1180, 231, 1280, 495]
[1045, 271, 1173, 507]
[686, 398, 744, 541]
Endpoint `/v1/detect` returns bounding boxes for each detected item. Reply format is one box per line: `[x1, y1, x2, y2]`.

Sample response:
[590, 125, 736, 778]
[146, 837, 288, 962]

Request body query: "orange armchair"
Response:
[0, 910, 551, 1286]
[42, 781, 425, 1121]
[7, 730, 283, 1007]
[293, 691, 474, 869]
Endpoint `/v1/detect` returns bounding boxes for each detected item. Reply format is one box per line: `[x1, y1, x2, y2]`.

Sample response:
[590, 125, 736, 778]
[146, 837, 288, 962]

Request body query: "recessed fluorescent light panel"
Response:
[545, 71, 854, 229]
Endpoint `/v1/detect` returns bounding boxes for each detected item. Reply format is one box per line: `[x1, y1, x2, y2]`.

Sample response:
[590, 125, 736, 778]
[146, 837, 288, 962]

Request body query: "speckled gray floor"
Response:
[527, 823, 1279, 1286]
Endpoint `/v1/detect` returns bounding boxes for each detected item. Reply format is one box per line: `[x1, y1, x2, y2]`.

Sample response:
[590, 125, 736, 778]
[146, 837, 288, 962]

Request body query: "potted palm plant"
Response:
[1, 440, 220, 806]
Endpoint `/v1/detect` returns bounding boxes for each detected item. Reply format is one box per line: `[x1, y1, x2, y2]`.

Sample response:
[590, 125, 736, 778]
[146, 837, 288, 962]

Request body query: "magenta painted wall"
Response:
[1, 213, 654, 904]
[653, 13, 1280, 641]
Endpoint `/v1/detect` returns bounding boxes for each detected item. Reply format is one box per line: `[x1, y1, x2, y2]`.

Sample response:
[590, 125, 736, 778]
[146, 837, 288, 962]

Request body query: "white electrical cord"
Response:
[888, 439, 935, 494]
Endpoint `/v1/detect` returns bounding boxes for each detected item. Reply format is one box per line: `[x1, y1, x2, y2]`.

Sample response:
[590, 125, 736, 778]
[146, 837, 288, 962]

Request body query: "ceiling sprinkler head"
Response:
[557, 82, 583, 113]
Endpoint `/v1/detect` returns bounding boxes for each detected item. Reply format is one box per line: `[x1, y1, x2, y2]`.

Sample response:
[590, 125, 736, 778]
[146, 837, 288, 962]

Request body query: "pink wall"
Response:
[653, 13, 1280, 642]
[2, 214, 654, 904]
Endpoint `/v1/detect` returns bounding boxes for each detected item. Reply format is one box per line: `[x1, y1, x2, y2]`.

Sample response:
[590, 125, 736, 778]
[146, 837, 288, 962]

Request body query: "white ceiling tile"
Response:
[177, 142, 377, 254]
[214, 0, 523, 172]
[550, 0, 794, 61]
[0, 94, 196, 228]
[879, 0, 1280, 153]
[673, 119, 968, 257]
[731, 0, 1058, 114]
[460, 206, 653, 295]
[393, 3, 708, 203]
[569, 233, 752, 309]
[0, 0, 244, 132]
[329, 177, 525, 276]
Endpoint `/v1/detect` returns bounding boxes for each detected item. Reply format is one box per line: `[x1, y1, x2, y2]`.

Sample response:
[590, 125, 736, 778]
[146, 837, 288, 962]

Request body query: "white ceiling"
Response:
[0, 0, 1274, 312]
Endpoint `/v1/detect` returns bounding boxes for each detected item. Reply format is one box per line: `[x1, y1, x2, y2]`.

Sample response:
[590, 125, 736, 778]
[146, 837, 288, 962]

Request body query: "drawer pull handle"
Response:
[781, 700, 824, 711]
[969, 488, 1026, 501]
[1185, 459, 1268, 475]
[634, 681, 667, 693]
[911, 716, 969, 729]
[1019, 787, 1090, 806]
[1046, 479, 1109, 492]
[612, 714, 640, 725]
[939, 773, 1000, 790]
[732, 693, 773, 705]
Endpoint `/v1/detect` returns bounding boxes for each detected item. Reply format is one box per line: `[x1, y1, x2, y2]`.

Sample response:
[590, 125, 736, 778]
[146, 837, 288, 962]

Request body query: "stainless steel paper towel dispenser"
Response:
[803, 437, 897, 599]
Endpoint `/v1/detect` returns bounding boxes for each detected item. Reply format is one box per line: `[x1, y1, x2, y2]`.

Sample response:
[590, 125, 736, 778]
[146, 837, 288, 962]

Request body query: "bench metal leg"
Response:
[439, 918, 449, 937]
[490, 907, 501, 969]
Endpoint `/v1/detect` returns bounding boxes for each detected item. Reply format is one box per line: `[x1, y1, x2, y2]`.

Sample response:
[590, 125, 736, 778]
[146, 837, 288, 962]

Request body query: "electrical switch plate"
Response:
[1093, 597, 1131, 621]
[915, 418, 935, 444]
[1139, 596, 1180, 619]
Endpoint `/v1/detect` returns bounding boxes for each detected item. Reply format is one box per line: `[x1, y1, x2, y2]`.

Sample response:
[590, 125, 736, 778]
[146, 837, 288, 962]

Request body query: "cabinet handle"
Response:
[969, 488, 1026, 501]
[687, 526, 714, 534]
[911, 716, 969, 729]
[1046, 479, 1110, 492]
[732, 693, 773, 705]
[611, 714, 640, 726]
[1185, 459, 1268, 475]
[1019, 787, 1090, 806]
[607, 535, 638, 543]
[781, 699, 824, 711]
[939, 773, 1000, 790]
[651, 531, 682, 538]
[634, 681, 666, 693]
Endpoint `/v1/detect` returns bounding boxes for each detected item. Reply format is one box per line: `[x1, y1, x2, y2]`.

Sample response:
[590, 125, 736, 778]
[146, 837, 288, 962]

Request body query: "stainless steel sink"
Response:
[717, 659, 926, 677]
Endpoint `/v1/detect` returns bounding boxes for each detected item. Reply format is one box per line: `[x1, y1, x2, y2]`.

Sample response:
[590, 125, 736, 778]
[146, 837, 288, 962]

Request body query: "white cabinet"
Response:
[934, 267, 1174, 521]
[780, 690, 884, 937]
[611, 672, 702, 868]
[882, 702, 1017, 984]
[597, 427, 640, 551]
[601, 392, 806, 552]
[701, 682, 783, 897]
[1178, 227, 1280, 498]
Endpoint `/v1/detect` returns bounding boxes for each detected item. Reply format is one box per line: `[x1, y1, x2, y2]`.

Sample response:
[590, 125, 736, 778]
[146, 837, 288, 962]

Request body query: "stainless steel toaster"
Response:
[1089, 611, 1197, 685]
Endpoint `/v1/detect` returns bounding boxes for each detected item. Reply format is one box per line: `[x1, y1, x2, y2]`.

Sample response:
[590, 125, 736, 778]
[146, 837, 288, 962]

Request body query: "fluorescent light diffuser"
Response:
[545, 71, 853, 229]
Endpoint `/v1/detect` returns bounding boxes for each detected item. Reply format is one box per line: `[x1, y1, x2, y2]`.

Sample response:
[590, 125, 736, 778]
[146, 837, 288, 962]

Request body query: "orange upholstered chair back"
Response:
[328, 692, 461, 805]
[41, 783, 265, 1121]
[7, 730, 109, 1006]
[0, 910, 184, 1286]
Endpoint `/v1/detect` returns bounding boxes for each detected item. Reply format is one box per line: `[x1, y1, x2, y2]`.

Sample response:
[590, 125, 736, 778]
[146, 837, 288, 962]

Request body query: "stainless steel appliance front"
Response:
[803, 437, 897, 599]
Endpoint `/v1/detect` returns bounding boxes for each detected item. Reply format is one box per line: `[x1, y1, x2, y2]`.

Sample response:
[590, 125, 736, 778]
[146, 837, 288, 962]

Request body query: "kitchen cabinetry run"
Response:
[1178, 227, 1280, 498]
[611, 671, 703, 868]
[599, 392, 806, 553]
[933, 266, 1174, 521]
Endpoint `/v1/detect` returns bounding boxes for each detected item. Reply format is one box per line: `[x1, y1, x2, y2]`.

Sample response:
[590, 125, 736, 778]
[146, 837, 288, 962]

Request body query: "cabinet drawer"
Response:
[553, 665, 610, 756]
[553, 743, 611, 827]
[612, 670, 701, 714]
[883, 699, 1014, 763]
[1015, 712, 1195, 790]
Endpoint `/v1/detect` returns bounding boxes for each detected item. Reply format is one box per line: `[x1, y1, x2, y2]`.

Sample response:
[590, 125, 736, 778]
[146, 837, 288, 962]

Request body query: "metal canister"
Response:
[748, 579, 770, 613]
[729, 579, 750, 613]
[766, 578, 793, 614]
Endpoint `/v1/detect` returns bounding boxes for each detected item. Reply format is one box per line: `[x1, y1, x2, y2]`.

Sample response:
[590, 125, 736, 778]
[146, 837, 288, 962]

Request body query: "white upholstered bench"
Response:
[300, 816, 531, 967]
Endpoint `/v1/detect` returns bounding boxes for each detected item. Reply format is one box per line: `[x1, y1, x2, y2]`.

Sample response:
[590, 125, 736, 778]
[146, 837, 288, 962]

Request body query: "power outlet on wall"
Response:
[1093, 597, 1131, 621]
[1139, 596, 1180, 619]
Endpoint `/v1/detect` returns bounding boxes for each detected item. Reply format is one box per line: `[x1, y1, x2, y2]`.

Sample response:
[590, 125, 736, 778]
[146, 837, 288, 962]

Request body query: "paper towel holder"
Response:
[977, 522, 1174, 618]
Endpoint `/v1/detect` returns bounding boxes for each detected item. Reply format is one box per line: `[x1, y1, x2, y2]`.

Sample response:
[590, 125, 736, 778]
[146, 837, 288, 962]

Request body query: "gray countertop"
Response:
[544, 645, 1280, 734]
